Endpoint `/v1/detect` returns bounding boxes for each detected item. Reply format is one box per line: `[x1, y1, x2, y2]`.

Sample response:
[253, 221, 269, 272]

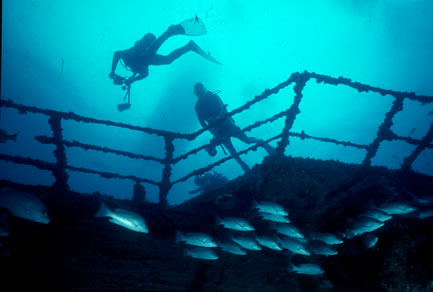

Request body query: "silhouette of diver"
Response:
[109, 23, 220, 88]
[189, 171, 229, 195]
[193, 82, 276, 173]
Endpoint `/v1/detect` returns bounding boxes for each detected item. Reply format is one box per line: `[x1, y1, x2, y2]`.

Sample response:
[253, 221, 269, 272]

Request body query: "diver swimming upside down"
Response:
[109, 18, 220, 110]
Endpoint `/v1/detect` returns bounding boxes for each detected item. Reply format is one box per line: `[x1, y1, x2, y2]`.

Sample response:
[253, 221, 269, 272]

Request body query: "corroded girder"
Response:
[1, 71, 433, 205]
[401, 124, 433, 171]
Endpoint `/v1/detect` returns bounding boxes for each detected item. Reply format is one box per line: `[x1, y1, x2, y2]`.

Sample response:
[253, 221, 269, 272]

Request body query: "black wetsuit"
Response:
[195, 90, 276, 173]
[195, 91, 241, 138]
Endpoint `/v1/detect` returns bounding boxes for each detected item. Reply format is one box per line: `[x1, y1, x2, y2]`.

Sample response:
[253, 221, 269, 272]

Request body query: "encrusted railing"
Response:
[1, 71, 432, 206]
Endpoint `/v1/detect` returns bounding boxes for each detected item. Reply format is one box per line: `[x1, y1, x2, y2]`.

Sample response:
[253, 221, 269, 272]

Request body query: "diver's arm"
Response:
[125, 68, 149, 85]
[110, 50, 124, 78]
[197, 115, 208, 128]
[216, 96, 228, 117]
[195, 103, 209, 128]
[147, 24, 185, 55]
[129, 72, 147, 83]
[199, 118, 208, 128]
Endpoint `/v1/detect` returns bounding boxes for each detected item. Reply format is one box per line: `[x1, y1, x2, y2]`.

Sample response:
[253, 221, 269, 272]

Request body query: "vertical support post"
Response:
[48, 114, 69, 193]
[276, 72, 308, 155]
[159, 136, 174, 208]
[362, 97, 404, 167]
[401, 123, 433, 171]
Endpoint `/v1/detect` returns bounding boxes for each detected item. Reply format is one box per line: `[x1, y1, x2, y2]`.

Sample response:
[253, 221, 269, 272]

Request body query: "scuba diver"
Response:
[189, 171, 229, 195]
[193, 82, 276, 173]
[109, 18, 220, 111]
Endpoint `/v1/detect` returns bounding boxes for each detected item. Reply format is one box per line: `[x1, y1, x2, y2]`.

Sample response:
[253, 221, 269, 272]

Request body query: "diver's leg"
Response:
[150, 41, 221, 65]
[222, 139, 250, 173]
[147, 24, 185, 56]
[187, 40, 221, 65]
[235, 132, 276, 155]
[149, 45, 190, 65]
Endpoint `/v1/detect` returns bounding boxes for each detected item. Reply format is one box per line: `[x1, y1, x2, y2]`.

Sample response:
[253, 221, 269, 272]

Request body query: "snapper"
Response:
[95, 202, 148, 233]
[0, 188, 50, 224]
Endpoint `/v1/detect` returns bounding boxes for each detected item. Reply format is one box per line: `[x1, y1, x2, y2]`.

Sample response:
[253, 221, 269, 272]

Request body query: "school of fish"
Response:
[0, 187, 432, 277]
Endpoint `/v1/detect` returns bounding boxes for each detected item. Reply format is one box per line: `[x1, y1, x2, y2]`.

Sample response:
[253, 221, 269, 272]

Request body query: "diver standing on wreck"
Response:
[193, 82, 276, 173]
[109, 18, 220, 111]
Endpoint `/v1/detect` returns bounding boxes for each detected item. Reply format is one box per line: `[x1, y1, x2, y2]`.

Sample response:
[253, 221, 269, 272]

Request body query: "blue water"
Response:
[1, 0, 433, 205]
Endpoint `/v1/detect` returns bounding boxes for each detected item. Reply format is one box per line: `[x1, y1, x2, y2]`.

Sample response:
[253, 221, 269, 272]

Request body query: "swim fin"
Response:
[179, 17, 207, 36]
[188, 40, 222, 65]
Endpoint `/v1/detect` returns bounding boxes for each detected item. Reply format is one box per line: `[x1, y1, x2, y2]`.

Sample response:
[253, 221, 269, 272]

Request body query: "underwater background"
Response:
[2, 1, 433, 291]
[1, 1, 433, 203]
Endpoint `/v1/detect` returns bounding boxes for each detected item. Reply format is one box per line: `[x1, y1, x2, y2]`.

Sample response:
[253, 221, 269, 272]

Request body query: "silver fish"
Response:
[176, 231, 217, 248]
[0, 188, 49, 224]
[274, 223, 304, 239]
[362, 209, 392, 222]
[184, 247, 218, 260]
[288, 263, 324, 275]
[377, 202, 416, 215]
[217, 240, 247, 255]
[232, 235, 261, 251]
[416, 209, 433, 220]
[345, 217, 384, 239]
[309, 232, 343, 245]
[95, 202, 148, 233]
[362, 233, 378, 249]
[416, 195, 433, 206]
[309, 240, 337, 256]
[216, 216, 254, 231]
[279, 236, 311, 256]
[258, 212, 290, 223]
[256, 235, 282, 251]
[254, 200, 289, 216]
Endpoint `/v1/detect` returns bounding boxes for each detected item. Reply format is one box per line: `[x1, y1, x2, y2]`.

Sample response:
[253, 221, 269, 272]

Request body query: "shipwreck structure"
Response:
[1, 71, 432, 204]
[0, 71, 433, 290]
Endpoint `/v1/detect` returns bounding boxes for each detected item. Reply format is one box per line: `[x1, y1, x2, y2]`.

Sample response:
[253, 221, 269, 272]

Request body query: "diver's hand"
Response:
[109, 72, 116, 79]
[124, 76, 134, 86]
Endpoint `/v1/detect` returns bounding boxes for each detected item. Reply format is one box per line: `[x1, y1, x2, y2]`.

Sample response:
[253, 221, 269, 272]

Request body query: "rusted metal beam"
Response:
[402, 123, 433, 171]
[36, 135, 164, 164]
